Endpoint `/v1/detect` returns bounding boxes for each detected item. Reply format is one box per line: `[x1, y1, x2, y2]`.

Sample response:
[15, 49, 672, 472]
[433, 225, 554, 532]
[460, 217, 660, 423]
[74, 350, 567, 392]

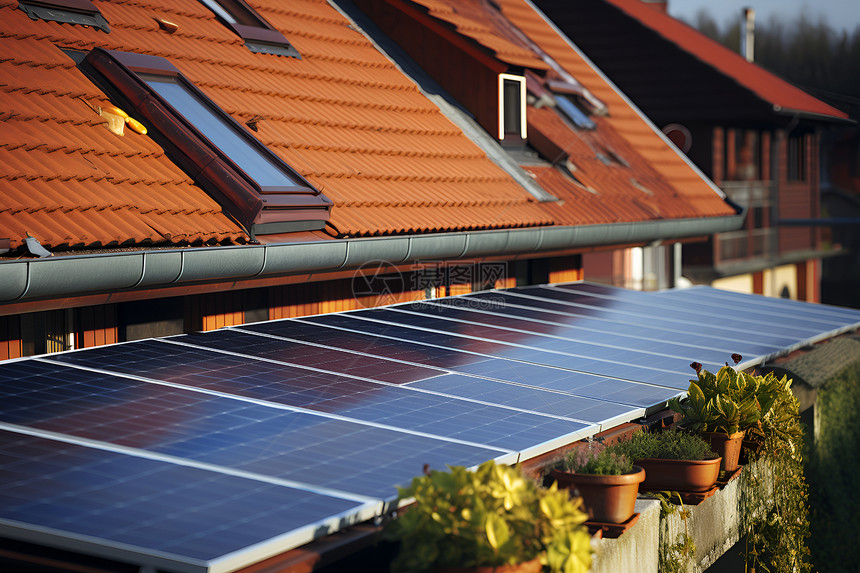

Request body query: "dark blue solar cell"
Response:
[516, 286, 813, 345]
[405, 373, 647, 425]
[269, 317, 680, 404]
[0, 360, 505, 500]
[0, 430, 365, 568]
[50, 338, 585, 452]
[309, 311, 691, 382]
[650, 285, 860, 326]
[556, 283, 853, 336]
[397, 300, 734, 365]
[176, 329, 442, 384]
[462, 291, 790, 353]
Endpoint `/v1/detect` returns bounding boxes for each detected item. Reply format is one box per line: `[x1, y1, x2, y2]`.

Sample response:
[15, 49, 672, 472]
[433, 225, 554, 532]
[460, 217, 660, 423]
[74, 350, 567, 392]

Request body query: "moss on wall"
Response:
[807, 359, 860, 573]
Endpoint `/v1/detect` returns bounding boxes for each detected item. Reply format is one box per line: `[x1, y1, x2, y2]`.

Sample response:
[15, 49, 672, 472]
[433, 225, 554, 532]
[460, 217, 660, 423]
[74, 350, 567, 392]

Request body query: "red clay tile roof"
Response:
[0, 0, 552, 251]
[492, 0, 737, 220]
[406, 0, 548, 70]
[601, 0, 849, 121]
[406, 0, 734, 224]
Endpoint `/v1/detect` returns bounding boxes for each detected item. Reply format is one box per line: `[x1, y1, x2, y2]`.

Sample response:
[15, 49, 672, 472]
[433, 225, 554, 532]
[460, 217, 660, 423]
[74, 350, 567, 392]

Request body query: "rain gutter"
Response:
[0, 215, 743, 304]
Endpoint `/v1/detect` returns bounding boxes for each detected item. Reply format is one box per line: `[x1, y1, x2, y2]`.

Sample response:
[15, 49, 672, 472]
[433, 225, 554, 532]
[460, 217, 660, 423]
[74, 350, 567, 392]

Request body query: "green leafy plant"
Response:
[385, 460, 592, 573]
[738, 372, 812, 573]
[609, 429, 717, 461]
[742, 370, 800, 453]
[669, 358, 762, 435]
[563, 441, 633, 475]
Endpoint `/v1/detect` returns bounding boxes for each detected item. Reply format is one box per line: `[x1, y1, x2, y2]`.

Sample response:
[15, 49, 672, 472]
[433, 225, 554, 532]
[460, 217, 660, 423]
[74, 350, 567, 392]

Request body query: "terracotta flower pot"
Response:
[550, 466, 645, 523]
[438, 556, 543, 573]
[635, 457, 722, 493]
[702, 430, 745, 472]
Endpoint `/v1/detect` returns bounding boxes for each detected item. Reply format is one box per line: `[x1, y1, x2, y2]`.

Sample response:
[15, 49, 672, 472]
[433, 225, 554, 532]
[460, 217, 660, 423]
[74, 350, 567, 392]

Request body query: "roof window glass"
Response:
[555, 95, 596, 130]
[142, 74, 298, 188]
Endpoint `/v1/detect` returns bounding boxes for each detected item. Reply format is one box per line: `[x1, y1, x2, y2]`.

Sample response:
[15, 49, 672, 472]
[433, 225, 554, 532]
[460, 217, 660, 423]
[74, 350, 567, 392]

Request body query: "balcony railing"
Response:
[720, 180, 773, 209]
[716, 228, 776, 263]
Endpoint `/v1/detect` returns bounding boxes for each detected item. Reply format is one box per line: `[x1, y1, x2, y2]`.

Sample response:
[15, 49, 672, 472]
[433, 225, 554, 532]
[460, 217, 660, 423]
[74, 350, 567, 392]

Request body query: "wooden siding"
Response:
[75, 305, 118, 349]
[0, 315, 22, 361]
[549, 256, 584, 284]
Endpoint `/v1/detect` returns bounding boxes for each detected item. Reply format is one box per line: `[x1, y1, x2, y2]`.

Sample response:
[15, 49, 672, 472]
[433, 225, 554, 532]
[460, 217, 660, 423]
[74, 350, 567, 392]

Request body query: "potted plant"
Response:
[609, 429, 721, 493]
[669, 356, 761, 471]
[385, 460, 592, 573]
[549, 442, 645, 524]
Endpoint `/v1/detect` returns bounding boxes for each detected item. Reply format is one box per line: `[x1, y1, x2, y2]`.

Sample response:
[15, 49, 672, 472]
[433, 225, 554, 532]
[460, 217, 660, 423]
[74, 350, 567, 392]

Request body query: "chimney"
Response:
[741, 7, 755, 62]
[640, 0, 668, 14]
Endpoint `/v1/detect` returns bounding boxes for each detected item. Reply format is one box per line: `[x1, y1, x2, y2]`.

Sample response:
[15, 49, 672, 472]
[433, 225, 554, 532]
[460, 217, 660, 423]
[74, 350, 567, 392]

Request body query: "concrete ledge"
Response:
[589, 458, 773, 573]
[590, 499, 660, 573]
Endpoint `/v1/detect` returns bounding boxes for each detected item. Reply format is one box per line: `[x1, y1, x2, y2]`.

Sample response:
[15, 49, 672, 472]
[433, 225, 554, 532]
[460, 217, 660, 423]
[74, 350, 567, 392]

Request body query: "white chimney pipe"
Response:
[741, 7, 755, 62]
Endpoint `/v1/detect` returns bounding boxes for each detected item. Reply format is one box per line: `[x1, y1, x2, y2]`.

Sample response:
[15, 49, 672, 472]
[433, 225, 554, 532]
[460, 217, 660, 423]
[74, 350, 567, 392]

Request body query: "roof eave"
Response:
[771, 104, 855, 125]
[0, 213, 745, 306]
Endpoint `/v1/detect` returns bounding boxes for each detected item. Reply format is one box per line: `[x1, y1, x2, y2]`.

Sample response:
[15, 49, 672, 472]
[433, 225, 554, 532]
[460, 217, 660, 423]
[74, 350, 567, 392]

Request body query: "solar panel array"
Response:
[2, 282, 858, 572]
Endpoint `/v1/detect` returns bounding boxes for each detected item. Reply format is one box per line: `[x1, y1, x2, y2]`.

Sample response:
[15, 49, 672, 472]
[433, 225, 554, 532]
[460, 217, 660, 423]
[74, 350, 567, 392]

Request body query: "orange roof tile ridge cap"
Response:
[603, 0, 849, 121]
[325, 0, 557, 203]
[514, 0, 729, 203]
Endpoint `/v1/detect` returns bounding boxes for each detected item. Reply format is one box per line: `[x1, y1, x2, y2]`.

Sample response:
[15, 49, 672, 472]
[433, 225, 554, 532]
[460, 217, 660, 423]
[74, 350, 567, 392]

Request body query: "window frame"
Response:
[79, 48, 331, 234]
[498, 73, 527, 141]
[17, 0, 110, 33]
[787, 135, 807, 182]
[198, 0, 301, 58]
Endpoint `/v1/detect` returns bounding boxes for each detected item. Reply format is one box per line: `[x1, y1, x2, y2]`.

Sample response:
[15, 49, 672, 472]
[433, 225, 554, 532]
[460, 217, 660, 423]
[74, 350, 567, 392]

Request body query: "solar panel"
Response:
[461, 290, 791, 352]
[6, 280, 857, 571]
[242, 317, 678, 406]
[303, 312, 689, 387]
[556, 283, 854, 336]
[516, 285, 815, 345]
[0, 428, 372, 573]
[0, 359, 509, 500]
[390, 301, 733, 371]
[48, 338, 589, 455]
[651, 285, 860, 326]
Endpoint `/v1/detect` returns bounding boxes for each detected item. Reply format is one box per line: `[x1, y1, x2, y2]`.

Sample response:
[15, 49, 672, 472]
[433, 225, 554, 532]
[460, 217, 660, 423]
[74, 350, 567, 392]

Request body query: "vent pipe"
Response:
[741, 8, 755, 62]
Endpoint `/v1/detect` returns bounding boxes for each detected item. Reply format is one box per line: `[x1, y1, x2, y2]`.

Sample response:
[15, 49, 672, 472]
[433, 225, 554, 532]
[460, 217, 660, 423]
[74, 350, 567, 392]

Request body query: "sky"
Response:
[667, 0, 860, 34]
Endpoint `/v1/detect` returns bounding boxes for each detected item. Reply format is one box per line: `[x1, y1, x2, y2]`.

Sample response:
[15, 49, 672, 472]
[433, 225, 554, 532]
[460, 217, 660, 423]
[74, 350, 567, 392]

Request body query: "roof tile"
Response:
[0, 0, 552, 250]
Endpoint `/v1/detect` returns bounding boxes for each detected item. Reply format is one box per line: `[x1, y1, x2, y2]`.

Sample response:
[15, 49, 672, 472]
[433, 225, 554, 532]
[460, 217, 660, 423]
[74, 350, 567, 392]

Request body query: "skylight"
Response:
[555, 95, 596, 130]
[198, 0, 301, 58]
[78, 48, 331, 235]
[17, 0, 110, 32]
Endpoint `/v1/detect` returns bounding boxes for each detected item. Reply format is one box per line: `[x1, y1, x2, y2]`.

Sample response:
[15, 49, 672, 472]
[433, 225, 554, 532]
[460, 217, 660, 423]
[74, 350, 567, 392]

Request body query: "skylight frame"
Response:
[17, 0, 110, 33]
[498, 73, 527, 141]
[78, 48, 331, 234]
[198, 0, 301, 59]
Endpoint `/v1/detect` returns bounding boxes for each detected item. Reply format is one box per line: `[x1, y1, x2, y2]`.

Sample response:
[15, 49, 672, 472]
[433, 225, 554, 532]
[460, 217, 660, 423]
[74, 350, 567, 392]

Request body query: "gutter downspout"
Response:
[0, 215, 743, 304]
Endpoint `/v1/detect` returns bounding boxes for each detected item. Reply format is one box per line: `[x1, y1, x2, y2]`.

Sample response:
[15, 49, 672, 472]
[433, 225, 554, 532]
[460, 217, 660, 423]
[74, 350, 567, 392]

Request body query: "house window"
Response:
[78, 48, 331, 234]
[198, 0, 300, 58]
[555, 94, 595, 130]
[787, 135, 806, 181]
[17, 0, 110, 32]
[499, 74, 527, 140]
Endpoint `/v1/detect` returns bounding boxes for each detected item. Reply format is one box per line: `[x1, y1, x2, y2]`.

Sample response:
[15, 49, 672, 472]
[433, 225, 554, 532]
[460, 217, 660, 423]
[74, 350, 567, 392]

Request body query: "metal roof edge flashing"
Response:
[0, 214, 744, 303]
